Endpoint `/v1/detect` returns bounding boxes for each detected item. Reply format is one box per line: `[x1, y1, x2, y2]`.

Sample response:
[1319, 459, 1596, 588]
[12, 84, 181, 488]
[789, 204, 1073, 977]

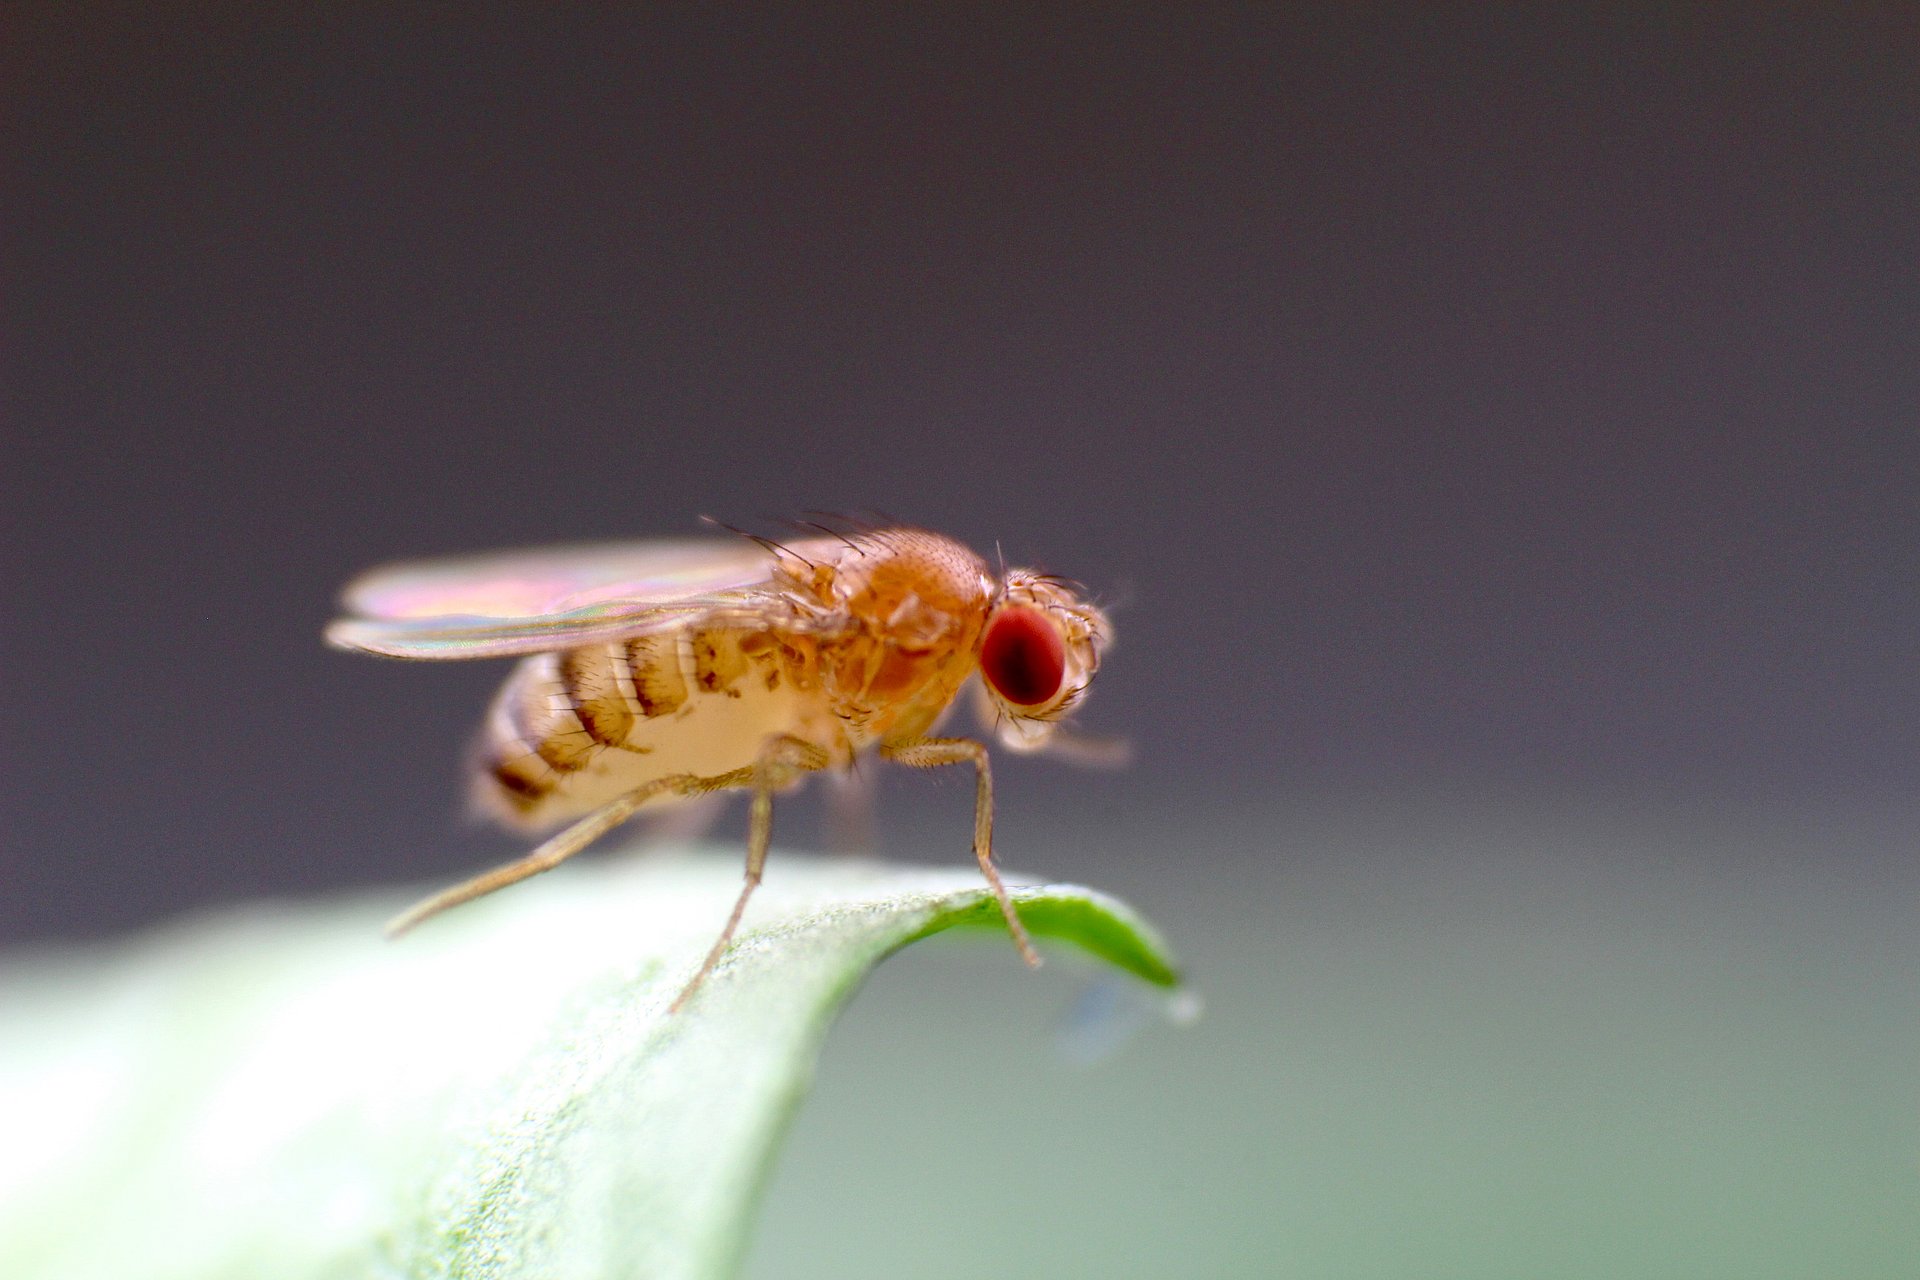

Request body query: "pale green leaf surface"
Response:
[0, 850, 1178, 1280]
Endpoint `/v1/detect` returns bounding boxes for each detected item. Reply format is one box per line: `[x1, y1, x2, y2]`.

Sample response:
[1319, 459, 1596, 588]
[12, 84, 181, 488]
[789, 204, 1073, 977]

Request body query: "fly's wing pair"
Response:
[325, 536, 847, 660]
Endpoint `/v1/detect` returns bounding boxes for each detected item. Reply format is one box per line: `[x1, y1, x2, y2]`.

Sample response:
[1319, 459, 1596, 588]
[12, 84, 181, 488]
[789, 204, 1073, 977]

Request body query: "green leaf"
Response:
[0, 849, 1180, 1280]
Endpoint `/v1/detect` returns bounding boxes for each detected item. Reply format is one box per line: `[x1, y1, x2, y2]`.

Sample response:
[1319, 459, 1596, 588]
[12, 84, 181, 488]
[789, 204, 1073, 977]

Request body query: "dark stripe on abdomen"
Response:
[559, 645, 637, 747]
[626, 635, 689, 717]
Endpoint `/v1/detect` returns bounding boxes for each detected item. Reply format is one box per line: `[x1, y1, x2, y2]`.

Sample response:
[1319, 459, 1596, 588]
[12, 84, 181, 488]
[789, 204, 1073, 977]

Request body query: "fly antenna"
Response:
[1097, 577, 1139, 615]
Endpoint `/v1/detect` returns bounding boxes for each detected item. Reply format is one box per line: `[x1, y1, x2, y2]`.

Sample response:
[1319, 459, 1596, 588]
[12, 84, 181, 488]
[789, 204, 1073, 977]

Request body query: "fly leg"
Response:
[823, 765, 879, 857]
[881, 736, 1040, 969]
[385, 765, 752, 937]
[672, 733, 830, 1012]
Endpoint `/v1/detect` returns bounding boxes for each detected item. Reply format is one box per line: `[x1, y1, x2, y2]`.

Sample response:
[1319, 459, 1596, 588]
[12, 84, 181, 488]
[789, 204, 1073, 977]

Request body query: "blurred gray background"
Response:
[6, 7, 1917, 1276]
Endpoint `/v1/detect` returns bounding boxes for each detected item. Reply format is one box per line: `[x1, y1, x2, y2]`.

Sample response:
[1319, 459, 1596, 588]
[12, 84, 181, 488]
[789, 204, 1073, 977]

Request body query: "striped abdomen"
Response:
[473, 628, 825, 828]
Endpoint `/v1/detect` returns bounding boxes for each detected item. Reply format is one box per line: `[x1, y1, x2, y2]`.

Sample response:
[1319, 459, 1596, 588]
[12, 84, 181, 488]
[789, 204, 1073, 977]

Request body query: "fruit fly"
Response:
[326, 523, 1114, 1010]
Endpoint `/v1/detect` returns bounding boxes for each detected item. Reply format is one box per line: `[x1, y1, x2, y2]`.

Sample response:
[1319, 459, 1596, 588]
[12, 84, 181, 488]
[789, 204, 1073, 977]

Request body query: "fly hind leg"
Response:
[671, 733, 831, 1012]
[881, 736, 1040, 970]
[385, 765, 751, 937]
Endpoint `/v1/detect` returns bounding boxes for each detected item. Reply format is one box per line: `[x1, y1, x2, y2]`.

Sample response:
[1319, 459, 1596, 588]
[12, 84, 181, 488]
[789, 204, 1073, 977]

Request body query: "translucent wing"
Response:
[326, 537, 844, 660]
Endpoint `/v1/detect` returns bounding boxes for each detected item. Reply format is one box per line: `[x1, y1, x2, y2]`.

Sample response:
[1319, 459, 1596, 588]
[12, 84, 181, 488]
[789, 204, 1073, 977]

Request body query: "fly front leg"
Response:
[671, 733, 831, 1012]
[881, 736, 1040, 969]
[386, 765, 753, 938]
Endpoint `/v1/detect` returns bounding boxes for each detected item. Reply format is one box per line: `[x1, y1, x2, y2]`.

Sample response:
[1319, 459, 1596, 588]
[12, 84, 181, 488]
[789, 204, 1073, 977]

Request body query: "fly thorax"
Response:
[824, 528, 994, 735]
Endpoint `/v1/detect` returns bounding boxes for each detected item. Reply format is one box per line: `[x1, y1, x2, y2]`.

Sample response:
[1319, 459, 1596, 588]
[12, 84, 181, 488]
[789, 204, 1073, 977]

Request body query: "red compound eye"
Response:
[980, 605, 1067, 707]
